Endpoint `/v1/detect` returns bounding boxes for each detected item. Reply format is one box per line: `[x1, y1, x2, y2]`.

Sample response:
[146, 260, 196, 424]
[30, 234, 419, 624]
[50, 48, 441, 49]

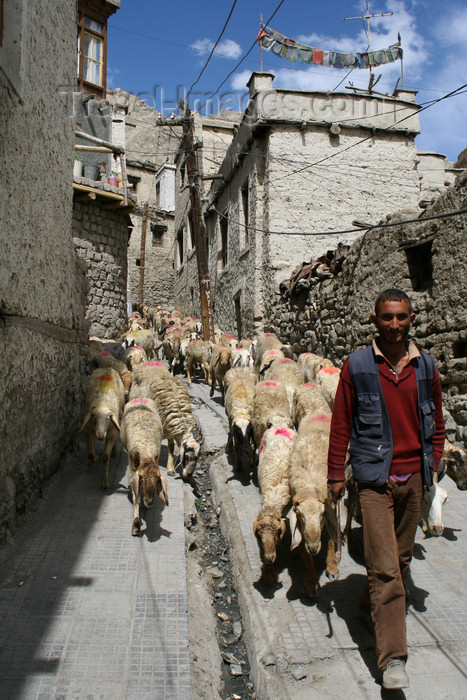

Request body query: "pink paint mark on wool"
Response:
[311, 414, 331, 422]
[99, 352, 111, 356]
[264, 333, 276, 337]
[99, 375, 114, 382]
[279, 358, 295, 364]
[318, 367, 340, 375]
[132, 345, 144, 351]
[274, 428, 294, 440]
[303, 382, 317, 387]
[146, 361, 164, 367]
[130, 398, 151, 404]
[262, 381, 279, 387]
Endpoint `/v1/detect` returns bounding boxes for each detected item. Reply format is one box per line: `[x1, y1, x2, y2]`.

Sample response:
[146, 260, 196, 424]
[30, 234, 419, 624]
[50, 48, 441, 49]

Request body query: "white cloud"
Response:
[190, 38, 242, 60]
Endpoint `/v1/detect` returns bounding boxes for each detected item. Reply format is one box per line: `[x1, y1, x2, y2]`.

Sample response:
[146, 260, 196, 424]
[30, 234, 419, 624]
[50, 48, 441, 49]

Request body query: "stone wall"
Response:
[0, 0, 88, 541]
[266, 171, 467, 446]
[73, 192, 132, 337]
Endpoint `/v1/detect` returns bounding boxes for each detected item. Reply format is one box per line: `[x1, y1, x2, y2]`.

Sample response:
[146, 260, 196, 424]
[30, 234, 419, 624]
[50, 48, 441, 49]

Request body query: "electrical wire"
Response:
[186, 0, 239, 99]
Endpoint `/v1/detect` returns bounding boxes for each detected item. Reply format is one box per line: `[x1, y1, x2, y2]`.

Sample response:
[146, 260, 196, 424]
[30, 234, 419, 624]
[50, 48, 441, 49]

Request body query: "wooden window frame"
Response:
[77, 8, 107, 97]
[219, 213, 228, 270]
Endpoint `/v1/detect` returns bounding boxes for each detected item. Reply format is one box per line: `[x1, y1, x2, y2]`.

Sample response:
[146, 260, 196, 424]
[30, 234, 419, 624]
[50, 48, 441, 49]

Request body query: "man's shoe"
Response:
[382, 659, 409, 689]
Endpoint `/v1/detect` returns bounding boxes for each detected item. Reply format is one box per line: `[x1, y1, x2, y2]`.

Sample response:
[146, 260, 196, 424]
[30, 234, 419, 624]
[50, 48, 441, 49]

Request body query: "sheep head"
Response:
[79, 404, 120, 439]
[439, 442, 467, 491]
[253, 505, 286, 565]
[290, 490, 325, 554]
[137, 460, 169, 508]
[180, 435, 201, 479]
[420, 483, 448, 536]
[121, 371, 133, 397]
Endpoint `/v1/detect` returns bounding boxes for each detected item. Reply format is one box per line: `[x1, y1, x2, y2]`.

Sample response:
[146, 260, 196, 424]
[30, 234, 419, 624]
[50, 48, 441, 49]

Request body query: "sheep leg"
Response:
[101, 425, 116, 490]
[210, 377, 216, 397]
[130, 473, 142, 536]
[325, 535, 339, 580]
[299, 542, 319, 597]
[202, 363, 210, 384]
[85, 430, 98, 467]
[186, 360, 192, 385]
[167, 439, 176, 475]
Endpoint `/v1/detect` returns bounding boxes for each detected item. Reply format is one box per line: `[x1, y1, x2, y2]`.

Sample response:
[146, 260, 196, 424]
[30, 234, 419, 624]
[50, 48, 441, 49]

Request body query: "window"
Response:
[234, 295, 242, 340]
[151, 223, 166, 247]
[180, 160, 186, 187]
[176, 229, 184, 268]
[135, 258, 141, 267]
[240, 181, 249, 247]
[219, 213, 228, 270]
[188, 210, 195, 250]
[77, 10, 106, 96]
[405, 241, 433, 291]
[155, 181, 161, 207]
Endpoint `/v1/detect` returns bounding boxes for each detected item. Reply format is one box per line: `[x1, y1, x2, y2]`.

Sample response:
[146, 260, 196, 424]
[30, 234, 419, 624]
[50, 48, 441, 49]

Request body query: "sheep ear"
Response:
[279, 518, 287, 541]
[110, 413, 121, 431]
[157, 475, 169, 506]
[78, 412, 92, 432]
[289, 510, 302, 550]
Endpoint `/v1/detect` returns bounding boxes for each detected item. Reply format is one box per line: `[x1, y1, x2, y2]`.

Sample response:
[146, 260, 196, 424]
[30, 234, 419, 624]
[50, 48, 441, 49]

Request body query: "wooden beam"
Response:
[75, 192, 97, 202]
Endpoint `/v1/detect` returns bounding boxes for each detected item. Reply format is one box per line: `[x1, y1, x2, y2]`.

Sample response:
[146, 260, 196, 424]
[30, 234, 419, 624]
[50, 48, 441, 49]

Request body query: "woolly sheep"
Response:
[224, 367, 256, 475]
[288, 413, 339, 596]
[185, 339, 211, 384]
[162, 329, 182, 374]
[219, 333, 238, 350]
[251, 380, 292, 450]
[316, 366, 341, 410]
[264, 358, 304, 411]
[253, 426, 297, 585]
[120, 397, 169, 536]
[254, 333, 283, 374]
[210, 344, 232, 401]
[123, 329, 158, 360]
[79, 367, 125, 490]
[438, 439, 467, 490]
[91, 351, 133, 397]
[258, 348, 285, 378]
[231, 347, 254, 369]
[292, 382, 331, 429]
[297, 352, 334, 382]
[130, 362, 200, 478]
[122, 345, 148, 371]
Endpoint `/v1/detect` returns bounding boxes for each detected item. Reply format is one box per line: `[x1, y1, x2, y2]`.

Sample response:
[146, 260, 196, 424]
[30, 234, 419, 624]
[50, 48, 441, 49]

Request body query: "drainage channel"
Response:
[187, 452, 256, 700]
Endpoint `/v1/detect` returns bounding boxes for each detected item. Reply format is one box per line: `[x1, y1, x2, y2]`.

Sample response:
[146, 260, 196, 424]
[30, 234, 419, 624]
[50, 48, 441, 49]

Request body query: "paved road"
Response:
[0, 375, 466, 699]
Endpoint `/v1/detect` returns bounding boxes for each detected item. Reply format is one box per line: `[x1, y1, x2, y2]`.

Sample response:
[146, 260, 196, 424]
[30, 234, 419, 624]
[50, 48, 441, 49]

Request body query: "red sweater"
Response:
[327, 352, 446, 482]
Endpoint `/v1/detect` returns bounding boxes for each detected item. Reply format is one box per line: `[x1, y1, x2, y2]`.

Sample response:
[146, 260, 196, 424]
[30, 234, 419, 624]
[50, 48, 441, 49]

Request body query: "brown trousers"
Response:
[358, 472, 423, 669]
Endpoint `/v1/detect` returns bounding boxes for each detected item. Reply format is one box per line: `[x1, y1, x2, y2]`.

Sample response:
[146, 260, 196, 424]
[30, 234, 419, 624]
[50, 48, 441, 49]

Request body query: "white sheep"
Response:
[258, 348, 285, 378]
[264, 358, 304, 411]
[123, 329, 158, 360]
[254, 332, 283, 372]
[162, 327, 182, 374]
[297, 352, 334, 382]
[251, 380, 292, 451]
[219, 333, 238, 350]
[130, 362, 201, 478]
[91, 351, 133, 397]
[224, 367, 256, 475]
[185, 339, 211, 384]
[292, 382, 331, 429]
[253, 426, 297, 585]
[210, 344, 232, 401]
[288, 413, 339, 596]
[420, 482, 448, 536]
[231, 347, 254, 369]
[79, 367, 125, 490]
[316, 366, 341, 410]
[120, 397, 169, 536]
[122, 344, 148, 371]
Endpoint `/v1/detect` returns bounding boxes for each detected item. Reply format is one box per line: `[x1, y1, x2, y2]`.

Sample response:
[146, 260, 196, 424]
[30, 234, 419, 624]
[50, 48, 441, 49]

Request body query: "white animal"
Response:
[316, 366, 341, 410]
[297, 352, 334, 382]
[292, 382, 331, 429]
[224, 367, 256, 474]
[251, 380, 292, 451]
[420, 482, 448, 536]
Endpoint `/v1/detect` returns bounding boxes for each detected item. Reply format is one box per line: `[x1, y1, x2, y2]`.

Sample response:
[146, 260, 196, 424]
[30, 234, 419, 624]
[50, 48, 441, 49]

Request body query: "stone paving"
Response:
[0, 439, 190, 700]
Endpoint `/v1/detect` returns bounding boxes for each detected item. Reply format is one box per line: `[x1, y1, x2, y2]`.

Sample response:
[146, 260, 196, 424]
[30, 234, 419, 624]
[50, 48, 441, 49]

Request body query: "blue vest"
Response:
[348, 346, 436, 488]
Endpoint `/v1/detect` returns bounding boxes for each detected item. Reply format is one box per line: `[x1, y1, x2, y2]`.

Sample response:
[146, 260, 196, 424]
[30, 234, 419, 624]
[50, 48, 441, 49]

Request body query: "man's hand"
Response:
[328, 480, 346, 503]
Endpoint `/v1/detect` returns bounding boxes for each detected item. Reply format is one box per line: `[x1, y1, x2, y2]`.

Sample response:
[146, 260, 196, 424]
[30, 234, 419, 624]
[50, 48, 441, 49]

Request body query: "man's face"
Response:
[371, 299, 415, 345]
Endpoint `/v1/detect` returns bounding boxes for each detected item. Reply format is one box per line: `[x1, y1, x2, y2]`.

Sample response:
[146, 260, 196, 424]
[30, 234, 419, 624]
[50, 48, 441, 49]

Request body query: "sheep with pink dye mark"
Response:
[251, 380, 292, 451]
[297, 352, 334, 382]
[292, 382, 331, 429]
[264, 357, 304, 411]
[316, 366, 341, 410]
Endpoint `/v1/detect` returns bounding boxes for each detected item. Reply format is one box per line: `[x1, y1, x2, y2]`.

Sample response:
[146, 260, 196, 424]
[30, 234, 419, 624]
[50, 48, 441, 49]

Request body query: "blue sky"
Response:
[107, 0, 466, 162]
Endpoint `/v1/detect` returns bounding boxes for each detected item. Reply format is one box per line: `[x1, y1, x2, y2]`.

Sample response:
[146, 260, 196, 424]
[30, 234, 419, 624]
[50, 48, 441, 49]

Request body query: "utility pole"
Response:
[180, 102, 215, 343]
[138, 202, 148, 308]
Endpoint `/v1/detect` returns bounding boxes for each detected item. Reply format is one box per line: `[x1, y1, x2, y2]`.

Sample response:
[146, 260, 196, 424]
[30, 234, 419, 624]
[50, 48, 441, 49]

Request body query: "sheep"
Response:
[253, 426, 297, 585]
[254, 333, 283, 374]
[210, 344, 232, 401]
[238, 338, 253, 351]
[264, 358, 304, 411]
[316, 366, 341, 410]
[91, 351, 133, 397]
[220, 333, 238, 350]
[251, 380, 292, 451]
[420, 482, 448, 536]
[120, 398, 169, 536]
[130, 362, 201, 478]
[297, 352, 334, 382]
[292, 382, 331, 429]
[258, 348, 285, 378]
[438, 439, 467, 490]
[185, 339, 211, 384]
[79, 367, 125, 490]
[122, 344, 148, 371]
[224, 367, 256, 474]
[288, 413, 339, 596]
[123, 329, 158, 360]
[162, 328, 182, 374]
[231, 347, 254, 369]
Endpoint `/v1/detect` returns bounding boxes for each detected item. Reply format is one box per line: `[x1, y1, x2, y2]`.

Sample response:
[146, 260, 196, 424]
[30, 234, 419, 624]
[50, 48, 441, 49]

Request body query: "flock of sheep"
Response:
[81, 304, 467, 595]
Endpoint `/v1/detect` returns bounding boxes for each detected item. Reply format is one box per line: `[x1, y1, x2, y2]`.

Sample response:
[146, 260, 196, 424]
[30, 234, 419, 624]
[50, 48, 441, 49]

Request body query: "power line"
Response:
[186, 0, 239, 99]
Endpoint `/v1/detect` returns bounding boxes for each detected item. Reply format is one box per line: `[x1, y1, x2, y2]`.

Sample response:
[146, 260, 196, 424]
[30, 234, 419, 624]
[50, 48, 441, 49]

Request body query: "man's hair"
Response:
[374, 288, 412, 315]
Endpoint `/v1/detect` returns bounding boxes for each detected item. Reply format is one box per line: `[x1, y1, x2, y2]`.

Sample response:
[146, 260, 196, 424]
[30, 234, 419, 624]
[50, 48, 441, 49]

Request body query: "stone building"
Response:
[267, 171, 467, 446]
[190, 72, 454, 337]
[173, 111, 241, 315]
[0, 0, 88, 541]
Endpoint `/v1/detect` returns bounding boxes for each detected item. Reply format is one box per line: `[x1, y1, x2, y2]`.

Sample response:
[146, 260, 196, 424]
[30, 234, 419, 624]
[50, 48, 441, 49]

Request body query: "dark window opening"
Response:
[127, 175, 139, 194]
[155, 181, 161, 207]
[241, 182, 249, 246]
[234, 296, 242, 340]
[151, 223, 166, 246]
[135, 258, 141, 267]
[405, 241, 433, 291]
[188, 210, 195, 249]
[176, 229, 184, 267]
[180, 161, 186, 187]
[220, 214, 228, 269]
[452, 341, 467, 358]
